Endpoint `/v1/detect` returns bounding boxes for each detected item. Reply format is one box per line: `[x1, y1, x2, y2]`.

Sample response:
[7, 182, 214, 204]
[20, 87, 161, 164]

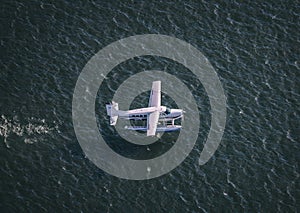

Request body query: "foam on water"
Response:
[0, 115, 58, 148]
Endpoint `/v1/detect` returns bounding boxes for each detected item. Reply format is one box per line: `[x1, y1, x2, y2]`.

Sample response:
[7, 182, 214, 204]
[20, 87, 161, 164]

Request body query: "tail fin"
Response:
[106, 101, 119, 125]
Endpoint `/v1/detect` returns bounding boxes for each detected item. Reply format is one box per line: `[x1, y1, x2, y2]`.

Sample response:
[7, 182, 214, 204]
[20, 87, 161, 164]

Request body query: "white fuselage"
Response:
[117, 106, 183, 120]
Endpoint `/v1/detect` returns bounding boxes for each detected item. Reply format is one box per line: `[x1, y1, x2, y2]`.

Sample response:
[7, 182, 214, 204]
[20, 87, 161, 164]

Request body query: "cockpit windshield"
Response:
[165, 108, 171, 115]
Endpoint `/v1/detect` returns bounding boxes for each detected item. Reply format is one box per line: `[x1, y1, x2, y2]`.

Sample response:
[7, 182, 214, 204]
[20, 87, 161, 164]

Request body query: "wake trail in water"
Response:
[0, 115, 59, 148]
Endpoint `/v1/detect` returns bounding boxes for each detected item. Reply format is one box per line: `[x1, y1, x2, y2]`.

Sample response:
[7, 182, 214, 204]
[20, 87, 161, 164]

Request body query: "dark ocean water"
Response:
[1, 0, 299, 212]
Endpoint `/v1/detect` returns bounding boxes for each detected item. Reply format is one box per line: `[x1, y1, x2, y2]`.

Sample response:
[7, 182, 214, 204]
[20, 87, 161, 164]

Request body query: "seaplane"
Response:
[106, 81, 184, 136]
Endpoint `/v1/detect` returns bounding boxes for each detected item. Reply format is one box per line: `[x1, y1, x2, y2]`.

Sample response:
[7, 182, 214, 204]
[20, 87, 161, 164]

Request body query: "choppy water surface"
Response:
[1, 0, 299, 212]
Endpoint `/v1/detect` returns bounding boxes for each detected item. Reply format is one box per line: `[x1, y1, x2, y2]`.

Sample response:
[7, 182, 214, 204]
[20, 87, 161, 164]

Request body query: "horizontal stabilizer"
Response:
[106, 102, 119, 125]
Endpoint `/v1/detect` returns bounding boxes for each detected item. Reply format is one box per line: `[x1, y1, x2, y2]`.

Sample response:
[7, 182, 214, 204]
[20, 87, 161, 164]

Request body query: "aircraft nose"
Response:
[176, 109, 184, 116]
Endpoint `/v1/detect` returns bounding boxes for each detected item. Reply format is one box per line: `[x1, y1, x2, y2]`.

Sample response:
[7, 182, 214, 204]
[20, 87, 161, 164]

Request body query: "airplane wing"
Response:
[148, 81, 161, 107]
[147, 81, 161, 136]
[147, 111, 159, 136]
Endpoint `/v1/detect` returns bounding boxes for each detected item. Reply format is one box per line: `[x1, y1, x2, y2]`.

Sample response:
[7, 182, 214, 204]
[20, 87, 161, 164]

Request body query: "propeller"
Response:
[182, 110, 185, 122]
